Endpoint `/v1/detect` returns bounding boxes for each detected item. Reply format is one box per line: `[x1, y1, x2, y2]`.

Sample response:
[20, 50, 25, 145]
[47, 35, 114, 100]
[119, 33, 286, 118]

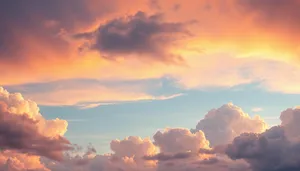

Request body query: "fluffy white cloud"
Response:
[153, 128, 210, 153]
[111, 136, 158, 158]
[192, 103, 267, 146]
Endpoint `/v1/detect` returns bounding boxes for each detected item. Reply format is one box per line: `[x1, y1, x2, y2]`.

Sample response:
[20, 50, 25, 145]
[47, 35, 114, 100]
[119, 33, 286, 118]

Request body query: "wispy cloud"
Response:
[76, 93, 185, 109]
[154, 93, 185, 100]
[77, 102, 116, 109]
[66, 134, 112, 140]
[66, 119, 89, 122]
[263, 116, 279, 120]
[251, 107, 263, 112]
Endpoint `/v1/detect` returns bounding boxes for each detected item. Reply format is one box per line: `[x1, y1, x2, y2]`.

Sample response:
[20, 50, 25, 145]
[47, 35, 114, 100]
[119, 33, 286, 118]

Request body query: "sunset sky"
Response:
[1, 0, 300, 171]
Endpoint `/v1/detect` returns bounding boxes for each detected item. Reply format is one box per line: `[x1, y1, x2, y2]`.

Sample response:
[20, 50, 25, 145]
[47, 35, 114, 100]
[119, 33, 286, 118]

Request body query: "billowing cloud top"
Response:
[153, 128, 210, 153]
[0, 88, 70, 161]
[192, 103, 267, 146]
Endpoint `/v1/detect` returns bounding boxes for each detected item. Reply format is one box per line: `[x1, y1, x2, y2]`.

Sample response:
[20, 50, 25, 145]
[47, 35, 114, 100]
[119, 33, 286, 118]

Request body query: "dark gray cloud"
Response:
[199, 145, 227, 154]
[76, 11, 191, 63]
[0, 102, 71, 161]
[143, 151, 193, 161]
[156, 155, 249, 171]
[226, 126, 300, 171]
[197, 157, 219, 165]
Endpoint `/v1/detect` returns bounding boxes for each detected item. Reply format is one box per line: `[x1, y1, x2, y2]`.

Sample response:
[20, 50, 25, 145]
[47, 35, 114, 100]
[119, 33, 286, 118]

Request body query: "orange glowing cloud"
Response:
[1, 0, 300, 96]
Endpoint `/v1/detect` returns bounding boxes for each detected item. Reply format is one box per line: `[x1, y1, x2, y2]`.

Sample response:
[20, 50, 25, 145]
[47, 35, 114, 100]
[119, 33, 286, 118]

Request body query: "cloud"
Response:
[3, 1, 300, 169]
[2, 101, 297, 171]
[0, 0, 113, 70]
[226, 126, 300, 171]
[0, 87, 68, 137]
[77, 102, 116, 109]
[1, 0, 300, 99]
[192, 103, 267, 146]
[5, 79, 184, 106]
[0, 0, 153, 86]
[0, 104, 70, 161]
[225, 105, 300, 171]
[153, 128, 210, 153]
[153, 93, 184, 100]
[0, 88, 297, 171]
[76, 93, 183, 109]
[0, 87, 70, 161]
[280, 107, 300, 141]
[41, 133, 247, 171]
[44, 137, 157, 171]
[239, 0, 300, 33]
[156, 154, 249, 171]
[110, 136, 157, 158]
[143, 151, 193, 161]
[0, 150, 50, 171]
[75, 11, 191, 64]
[2, 0, 300, 97]
[251, 108, 263, 112]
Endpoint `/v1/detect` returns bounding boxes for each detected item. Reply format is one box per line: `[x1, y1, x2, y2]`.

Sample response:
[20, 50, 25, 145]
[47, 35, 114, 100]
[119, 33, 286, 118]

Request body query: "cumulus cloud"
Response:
[280, 107, 300, 141]
[0, 150, 50, 171]
[75, 11, 191, 63]
[153, 128, 210, 153]
[0, 87, 70, 161]
[226, 126, 300, 171]
[43, 133, 247, 171]
[43, 137, 157, 171]
[110, 136, 157, 158]
[192, 103, 267, 146]
[224, 105, 300, 171]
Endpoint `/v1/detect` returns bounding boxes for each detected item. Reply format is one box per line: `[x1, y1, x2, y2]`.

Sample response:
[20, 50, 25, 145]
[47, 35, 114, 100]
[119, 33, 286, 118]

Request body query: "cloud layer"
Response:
[2, 87, 300, 171]
[2, 0, 300, 97]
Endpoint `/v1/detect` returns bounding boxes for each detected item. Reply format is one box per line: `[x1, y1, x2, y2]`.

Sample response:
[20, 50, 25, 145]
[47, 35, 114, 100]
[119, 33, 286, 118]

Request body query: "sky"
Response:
[1, 0, 300, 171]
